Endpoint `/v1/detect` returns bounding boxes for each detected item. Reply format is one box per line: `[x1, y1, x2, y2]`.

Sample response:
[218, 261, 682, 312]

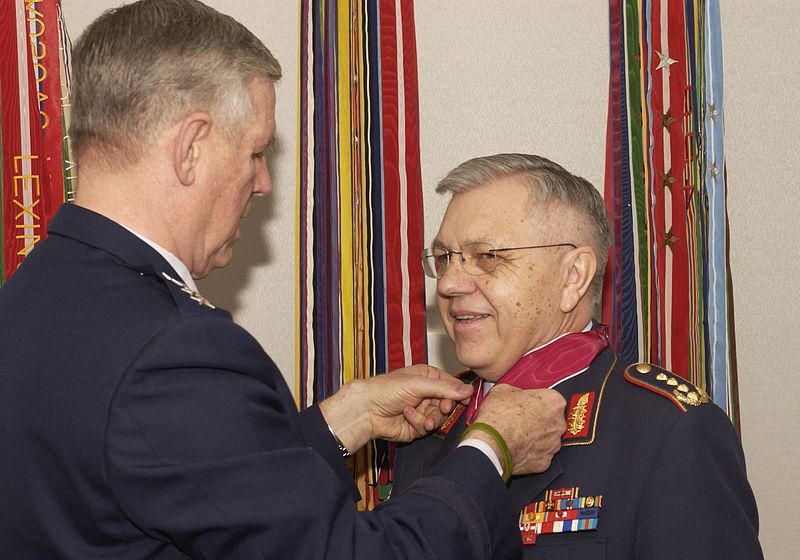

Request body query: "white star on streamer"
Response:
[656, 50, 678, 70]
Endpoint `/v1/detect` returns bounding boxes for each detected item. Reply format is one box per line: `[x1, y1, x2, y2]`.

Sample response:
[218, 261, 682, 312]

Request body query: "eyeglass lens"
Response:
[422, 241, 575, 279]
[424, 242, 498, 278]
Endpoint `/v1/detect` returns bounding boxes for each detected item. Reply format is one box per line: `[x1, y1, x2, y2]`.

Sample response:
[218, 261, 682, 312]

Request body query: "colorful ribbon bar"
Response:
[519, 487, 602, 545]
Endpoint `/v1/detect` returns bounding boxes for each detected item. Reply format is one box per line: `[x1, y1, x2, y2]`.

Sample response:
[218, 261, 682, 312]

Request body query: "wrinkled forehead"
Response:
[237, 77, 277, 143]
[250, 78, 276, 122]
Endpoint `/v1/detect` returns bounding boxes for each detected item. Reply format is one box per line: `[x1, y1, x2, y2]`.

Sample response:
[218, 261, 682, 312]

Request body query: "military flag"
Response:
[1, 0, 73, 285]
[602, 0, 738, 427]
[297, 0, 426, 509]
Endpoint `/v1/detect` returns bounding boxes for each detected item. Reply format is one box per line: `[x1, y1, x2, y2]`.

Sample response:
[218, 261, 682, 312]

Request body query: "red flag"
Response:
[1, 0, 66, 283]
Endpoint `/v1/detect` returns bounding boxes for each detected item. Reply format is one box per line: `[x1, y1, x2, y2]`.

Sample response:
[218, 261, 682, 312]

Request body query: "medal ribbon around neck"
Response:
[465, 325, 609, 425]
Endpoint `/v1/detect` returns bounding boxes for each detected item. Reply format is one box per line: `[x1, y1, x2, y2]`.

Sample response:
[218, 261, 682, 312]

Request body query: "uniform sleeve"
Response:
[636, 403, 763, 559]
[105, 316, 521, 560]
[297, 404, 362, 502]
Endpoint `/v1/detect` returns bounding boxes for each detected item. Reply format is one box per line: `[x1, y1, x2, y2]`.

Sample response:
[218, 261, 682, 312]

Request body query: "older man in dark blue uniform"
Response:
[394, 153, 763, 559]
[0, 3, 569, 558]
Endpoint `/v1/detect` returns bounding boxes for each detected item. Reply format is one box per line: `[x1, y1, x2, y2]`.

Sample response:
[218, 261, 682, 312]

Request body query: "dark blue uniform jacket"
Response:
[0, 203, 520, 560]
[394, 347, 763, 559]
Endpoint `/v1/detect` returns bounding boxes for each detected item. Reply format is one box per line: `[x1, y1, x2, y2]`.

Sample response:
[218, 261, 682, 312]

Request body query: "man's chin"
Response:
[455, 351, 490, 377]
[199, 250, 234, 278]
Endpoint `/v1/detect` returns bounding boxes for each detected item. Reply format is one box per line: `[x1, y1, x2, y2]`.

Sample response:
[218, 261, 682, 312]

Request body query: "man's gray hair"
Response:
[437, 153, 612, 305]
[70, 0, 282, 166]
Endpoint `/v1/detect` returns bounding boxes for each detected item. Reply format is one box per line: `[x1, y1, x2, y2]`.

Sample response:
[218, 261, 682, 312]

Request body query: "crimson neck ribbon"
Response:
[465, 325, 609, 424]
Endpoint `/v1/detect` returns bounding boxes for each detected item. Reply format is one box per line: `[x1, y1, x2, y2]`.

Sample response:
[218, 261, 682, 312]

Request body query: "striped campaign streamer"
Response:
[297, 0, 427, 510]
[1, 0, 73, 285]
[602, 0, 739, 428]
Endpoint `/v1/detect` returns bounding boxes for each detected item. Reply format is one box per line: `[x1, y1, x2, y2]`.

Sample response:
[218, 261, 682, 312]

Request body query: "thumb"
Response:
[406, 375, 474, 401]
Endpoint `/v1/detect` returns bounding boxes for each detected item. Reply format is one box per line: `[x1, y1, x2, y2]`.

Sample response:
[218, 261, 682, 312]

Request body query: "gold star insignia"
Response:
[658, 168, 677, 191]
[656, 50, 678, 70]
[661, 227, 679, 248]
[711, 162, 720, 179]
[708, 102, 720, 121]
[659, 108, 676, 129]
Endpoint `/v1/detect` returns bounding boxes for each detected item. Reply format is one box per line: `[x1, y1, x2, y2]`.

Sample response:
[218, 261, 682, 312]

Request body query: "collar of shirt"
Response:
[121, 226, 199, 293]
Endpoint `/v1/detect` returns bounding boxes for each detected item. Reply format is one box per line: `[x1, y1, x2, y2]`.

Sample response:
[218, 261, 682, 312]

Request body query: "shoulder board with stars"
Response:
[161, 272, 216, 309]
[623, 363, 711, 412]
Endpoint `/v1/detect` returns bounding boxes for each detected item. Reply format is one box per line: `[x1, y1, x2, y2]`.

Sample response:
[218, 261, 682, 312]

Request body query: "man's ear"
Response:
[560, 246, 597, 313]
[173, 113, 212, 186]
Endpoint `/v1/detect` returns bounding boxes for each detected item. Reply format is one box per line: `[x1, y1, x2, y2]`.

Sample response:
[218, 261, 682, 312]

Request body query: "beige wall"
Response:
[61, 1, 799, 557]
[722, 3, 800, 557]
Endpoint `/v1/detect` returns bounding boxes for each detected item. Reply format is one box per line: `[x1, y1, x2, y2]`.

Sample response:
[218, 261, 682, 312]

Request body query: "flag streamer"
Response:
[1, 0, 73, 285]
[602, 0, 739, 428]
[297, 0, 427, 510]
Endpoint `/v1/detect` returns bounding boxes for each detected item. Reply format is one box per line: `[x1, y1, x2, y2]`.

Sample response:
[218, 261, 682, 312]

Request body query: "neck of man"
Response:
[476, 296, 599, 380]
[553, 306, 595, 342]
[73, 154, 189, 268]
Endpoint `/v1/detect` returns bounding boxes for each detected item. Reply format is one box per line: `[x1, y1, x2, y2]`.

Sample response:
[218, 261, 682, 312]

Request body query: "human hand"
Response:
[319, 365, 474, 453]
[472, 386, 566, 476]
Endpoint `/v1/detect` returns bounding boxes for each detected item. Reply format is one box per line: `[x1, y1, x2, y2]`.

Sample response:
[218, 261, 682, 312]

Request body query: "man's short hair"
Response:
[70, 0, 282, 166]
[436, 153, 612, 304]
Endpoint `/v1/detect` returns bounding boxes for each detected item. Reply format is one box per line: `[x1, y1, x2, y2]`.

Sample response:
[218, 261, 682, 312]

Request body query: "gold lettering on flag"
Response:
[13, 155, 42, 257]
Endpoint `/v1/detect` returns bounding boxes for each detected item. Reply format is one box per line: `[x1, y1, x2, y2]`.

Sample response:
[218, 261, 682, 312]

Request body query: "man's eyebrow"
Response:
[432, 237, 495, 249]
[261, 137, 275, 151]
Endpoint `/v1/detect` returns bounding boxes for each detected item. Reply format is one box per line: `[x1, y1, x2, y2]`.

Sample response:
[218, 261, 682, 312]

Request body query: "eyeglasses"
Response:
[421, 241, 577, 279]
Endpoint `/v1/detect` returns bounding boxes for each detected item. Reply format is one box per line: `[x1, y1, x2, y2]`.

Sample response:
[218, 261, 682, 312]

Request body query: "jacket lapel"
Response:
[558, 349, 616, 448]
[423, 350, 617, 513]
[508, 349, 616, 510]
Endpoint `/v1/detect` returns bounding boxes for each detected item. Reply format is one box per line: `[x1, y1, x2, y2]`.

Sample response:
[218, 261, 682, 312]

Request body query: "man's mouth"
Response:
[453, 313, 489, 323]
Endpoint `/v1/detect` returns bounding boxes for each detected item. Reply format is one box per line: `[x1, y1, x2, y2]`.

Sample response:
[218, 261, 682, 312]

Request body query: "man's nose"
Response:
[254, 161, 272, 196]
[437, 254, 474, 294]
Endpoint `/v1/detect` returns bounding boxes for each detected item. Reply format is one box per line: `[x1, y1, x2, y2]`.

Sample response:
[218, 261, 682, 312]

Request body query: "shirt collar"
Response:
[121, 226, 198, 292]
